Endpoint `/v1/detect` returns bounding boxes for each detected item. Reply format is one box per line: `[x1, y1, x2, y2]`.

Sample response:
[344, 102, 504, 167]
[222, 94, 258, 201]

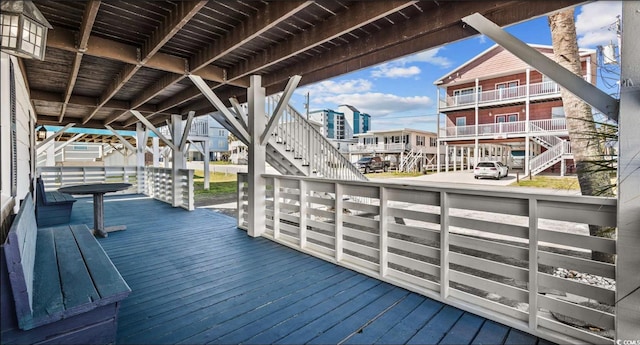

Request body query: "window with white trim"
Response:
[455, 117, 466, 126]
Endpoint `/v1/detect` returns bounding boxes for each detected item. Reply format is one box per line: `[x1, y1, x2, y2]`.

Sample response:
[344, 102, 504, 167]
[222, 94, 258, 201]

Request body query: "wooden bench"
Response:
[35, 177, 77, 227]
[1, 194, 131, 344]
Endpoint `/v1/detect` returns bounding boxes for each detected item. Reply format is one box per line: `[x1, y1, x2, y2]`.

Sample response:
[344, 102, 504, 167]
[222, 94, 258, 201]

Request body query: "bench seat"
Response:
[35, 177, 77, 227]
[1, 194, 130, 344]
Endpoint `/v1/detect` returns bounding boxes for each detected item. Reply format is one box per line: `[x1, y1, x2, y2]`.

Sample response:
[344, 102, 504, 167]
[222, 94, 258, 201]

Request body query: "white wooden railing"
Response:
[529, 141, 572, 176]
[237, 173, 617, 345]
[145, 167, 194, 211]
[266, 95, 366, 181]
[441, 81, 561, 109]
[348, 143, 409, 153]
[38, 166, 139, 193]
[36, 166, 194, 210]
[442, 118, 567, 139]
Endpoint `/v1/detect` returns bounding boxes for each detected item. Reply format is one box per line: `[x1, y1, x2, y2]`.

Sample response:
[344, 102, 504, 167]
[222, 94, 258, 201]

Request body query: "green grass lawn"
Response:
[193, 170, 238, 195]
[509, 175, 581, 190]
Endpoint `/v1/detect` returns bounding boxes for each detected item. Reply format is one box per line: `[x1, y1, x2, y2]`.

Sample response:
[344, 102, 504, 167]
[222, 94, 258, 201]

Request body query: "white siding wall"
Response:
[1, 52, 36, 215]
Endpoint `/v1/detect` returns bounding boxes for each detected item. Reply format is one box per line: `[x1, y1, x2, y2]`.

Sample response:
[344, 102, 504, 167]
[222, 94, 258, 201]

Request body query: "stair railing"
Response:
[529, 140, 571, 175]
[266, 95, 367, 181]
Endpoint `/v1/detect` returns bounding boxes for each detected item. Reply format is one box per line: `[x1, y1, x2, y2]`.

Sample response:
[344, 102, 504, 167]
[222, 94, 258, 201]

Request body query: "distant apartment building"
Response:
[309, 105, 371, 141]
[434, 44, 596, 176]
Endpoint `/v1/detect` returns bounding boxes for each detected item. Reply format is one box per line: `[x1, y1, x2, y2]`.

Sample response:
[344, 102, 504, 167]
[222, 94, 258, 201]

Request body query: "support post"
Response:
[616, 2, 640, 340]
[203, 139, 210, 190]
[45, 132, 55, 166]
[135, 123, 146, 194]
[170, 115, 185, 207]
[152, 137, 160, 167]
[247, 75, 267, 238]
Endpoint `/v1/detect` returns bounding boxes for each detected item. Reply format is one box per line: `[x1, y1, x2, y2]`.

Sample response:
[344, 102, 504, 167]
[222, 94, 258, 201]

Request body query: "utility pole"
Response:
[305, 91, 310, 120]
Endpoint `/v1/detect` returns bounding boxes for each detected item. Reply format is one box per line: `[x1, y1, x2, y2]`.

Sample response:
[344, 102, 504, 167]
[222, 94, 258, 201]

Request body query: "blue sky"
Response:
[288, 1, 622, 133]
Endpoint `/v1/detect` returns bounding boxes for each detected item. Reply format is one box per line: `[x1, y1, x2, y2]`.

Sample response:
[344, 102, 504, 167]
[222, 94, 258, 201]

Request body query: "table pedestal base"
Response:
[92, 225, 127, 238]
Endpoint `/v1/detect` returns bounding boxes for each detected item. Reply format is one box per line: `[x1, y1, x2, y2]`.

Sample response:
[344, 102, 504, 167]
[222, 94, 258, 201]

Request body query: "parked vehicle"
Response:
[356, 156, 390, 173]
[474, 161, 509, 179]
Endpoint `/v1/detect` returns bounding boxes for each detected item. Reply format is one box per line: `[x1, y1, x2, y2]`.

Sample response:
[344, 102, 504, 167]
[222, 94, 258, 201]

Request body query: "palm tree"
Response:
[548, 9, 616, 263]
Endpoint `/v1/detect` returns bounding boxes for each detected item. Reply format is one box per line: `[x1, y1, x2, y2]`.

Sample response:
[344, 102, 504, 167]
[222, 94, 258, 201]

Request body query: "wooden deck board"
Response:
[58, 195, 553, 345]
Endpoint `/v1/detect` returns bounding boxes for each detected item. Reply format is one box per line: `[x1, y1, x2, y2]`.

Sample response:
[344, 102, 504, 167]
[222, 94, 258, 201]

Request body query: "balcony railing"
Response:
[348, 143, 409, 153]
[441, 118, 567, 139]
[158, 118, 209, 138]
[237, 173, 617, 345]
[440, 81, 561, 110]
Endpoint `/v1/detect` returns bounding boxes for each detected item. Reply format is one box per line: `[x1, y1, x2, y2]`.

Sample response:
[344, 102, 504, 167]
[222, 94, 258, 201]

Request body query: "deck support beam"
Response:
[616, 2, 640, 340]
[170, 115, 186, 207]
[247, 75, 267, 237]
[462, 12, 619, 121]
[135, 123, 148, 194]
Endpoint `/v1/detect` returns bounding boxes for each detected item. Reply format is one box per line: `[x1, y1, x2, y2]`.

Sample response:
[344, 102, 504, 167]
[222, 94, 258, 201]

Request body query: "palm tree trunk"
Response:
[548, 9, 615, 263]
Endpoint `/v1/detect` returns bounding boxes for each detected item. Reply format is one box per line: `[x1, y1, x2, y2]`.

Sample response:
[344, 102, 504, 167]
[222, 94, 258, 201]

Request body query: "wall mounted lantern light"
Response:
[0, 1, 52, 61]
[37, 125, 47, 140]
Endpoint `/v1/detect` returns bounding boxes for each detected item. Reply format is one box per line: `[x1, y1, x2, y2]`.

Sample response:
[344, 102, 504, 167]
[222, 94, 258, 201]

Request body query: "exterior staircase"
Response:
[529, 125, 573, 176]
[211, 94, 367, 181]
[399, 148, 423, 172]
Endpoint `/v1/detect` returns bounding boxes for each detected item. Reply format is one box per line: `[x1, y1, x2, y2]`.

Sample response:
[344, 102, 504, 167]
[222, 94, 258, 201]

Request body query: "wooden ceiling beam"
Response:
[58, 0, 101, 123]
[119, 1, 306, 128]
[81, 1, 207, 125]
[31, 89, 157, 113]
[226, 1, 417, 82]
[261, 0, 580, 93]
[46, 26, 227, 84]
[190, 1, 313, 73]
[124, 1, 413, 126]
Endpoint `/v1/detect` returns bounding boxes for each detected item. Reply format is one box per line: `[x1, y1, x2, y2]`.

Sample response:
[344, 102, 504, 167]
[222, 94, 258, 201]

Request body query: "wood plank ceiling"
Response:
[26, 0, 583, 130]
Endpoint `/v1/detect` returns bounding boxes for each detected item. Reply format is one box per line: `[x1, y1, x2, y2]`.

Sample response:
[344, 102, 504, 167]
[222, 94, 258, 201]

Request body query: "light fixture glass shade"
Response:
[0, 1, 51, 60]
[37, 126, 47, 140]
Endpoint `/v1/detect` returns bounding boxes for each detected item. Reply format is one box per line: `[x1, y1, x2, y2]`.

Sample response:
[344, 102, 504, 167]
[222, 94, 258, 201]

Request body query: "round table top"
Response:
[58, 183, 132, 195]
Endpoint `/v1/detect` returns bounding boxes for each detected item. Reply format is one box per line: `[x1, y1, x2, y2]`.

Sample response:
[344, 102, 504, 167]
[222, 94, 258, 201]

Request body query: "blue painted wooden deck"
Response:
[61, 195, 549, 345]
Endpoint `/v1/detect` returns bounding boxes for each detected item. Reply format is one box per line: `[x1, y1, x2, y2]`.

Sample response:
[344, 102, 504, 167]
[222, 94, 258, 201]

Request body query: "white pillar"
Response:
[171, 115, 185, 207]
[524, 136, 530, 176]
[203, 139, 210, 190]
[248, 75, 267, 238]
[135, 123, 146, 194]
[452, 146, 457, 172]
[152, 137, 160, 167]
[444, 143, 449, 172]
[45, 132, 55, 166]
[617, 3, 640, 339]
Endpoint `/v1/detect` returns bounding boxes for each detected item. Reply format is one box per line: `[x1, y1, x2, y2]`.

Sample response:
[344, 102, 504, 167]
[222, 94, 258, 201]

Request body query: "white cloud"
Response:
[297, 79, 372, 97]
[371, 65, 421, 78]
[399, 47, 453, 68]
[315, 92, 432, 116]
[369, 47, 452, 79]
[477, 35, 487, 44]
[575, 1, 621, 47]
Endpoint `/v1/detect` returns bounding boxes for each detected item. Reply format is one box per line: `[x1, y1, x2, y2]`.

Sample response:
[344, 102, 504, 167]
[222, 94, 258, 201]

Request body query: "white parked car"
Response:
[474, 161, 509, 180]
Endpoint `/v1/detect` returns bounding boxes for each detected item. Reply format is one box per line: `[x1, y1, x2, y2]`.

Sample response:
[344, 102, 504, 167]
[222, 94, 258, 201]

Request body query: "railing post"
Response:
[299, 179, 307, 249]
[440, 191, 450, 299]
[379, 186, 388, 278]
[528, 197, 539, 331]
[335, 183, 343, 263]
[273, 178, 280, 239]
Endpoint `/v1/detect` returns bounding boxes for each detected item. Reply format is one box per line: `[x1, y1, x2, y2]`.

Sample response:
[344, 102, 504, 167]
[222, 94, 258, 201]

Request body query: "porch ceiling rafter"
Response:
[261, 0, 577, 94]
[45, 26, 229, 85]
[81, 1, 208, 125]
[126, 1, 416, 127]
[58, 0, 101, 123]
[120, 1, 312, 128]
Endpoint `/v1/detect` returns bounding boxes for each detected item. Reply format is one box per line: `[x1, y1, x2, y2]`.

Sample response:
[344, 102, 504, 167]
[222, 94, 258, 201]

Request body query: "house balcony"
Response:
[348, 143, 410, 153]
[439, 81, 561, 112]
[439, 118, 568, 140]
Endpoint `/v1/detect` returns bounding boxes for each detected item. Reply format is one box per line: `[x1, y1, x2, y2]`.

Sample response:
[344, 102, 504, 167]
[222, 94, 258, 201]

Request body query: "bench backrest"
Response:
[36, 177, 47, 205]
[3, 194, 37, 320]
